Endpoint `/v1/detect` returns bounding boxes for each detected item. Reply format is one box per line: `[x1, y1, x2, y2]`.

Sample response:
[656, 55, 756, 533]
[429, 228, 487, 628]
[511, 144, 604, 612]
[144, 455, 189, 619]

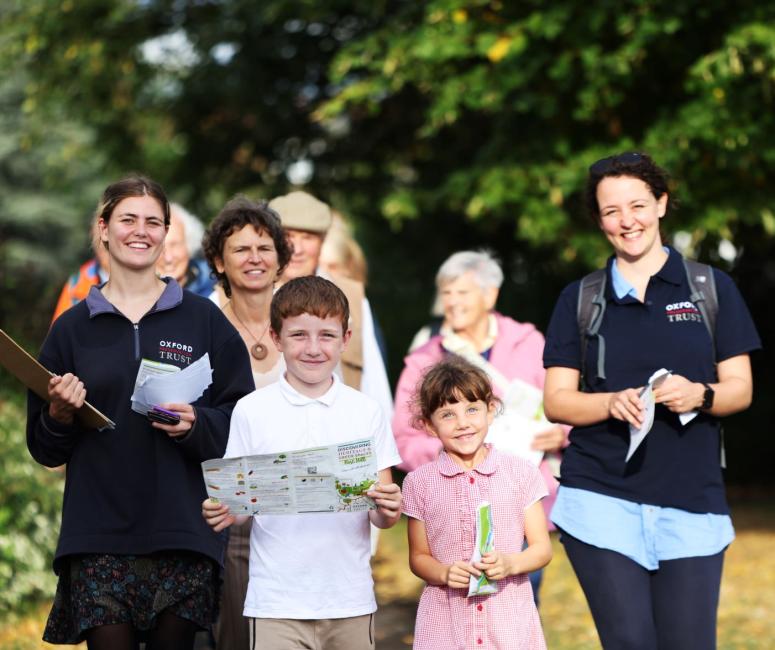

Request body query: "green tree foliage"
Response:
[318, 0, 775, 265]
[0, 68, 110, 343]
[2, 0, 391, 210]
[0, 396, 63, 614]
[1, 0, 774, 484]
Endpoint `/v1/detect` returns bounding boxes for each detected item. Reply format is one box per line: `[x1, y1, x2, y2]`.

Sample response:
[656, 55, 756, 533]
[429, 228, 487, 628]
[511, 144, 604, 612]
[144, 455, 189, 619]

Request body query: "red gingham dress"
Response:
[402, 445, 548, 650]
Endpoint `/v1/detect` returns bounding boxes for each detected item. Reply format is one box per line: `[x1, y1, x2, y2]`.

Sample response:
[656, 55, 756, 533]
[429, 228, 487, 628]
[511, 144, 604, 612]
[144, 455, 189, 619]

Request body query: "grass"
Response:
[2, 500, 773, 648]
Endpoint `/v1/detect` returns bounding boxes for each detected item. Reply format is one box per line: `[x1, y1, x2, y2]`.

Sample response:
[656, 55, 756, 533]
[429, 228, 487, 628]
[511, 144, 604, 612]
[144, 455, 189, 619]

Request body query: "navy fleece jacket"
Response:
[27, 280, 254, 572]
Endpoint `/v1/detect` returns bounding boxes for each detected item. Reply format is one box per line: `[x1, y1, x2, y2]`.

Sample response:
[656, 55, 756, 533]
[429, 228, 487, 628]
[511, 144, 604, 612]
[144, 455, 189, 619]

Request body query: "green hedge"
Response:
[0, 392, 63, 618]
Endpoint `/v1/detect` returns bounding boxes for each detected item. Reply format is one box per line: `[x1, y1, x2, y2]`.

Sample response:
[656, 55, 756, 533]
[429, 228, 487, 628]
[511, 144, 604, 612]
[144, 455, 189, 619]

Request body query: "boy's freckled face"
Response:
[271, 313, 351, 397]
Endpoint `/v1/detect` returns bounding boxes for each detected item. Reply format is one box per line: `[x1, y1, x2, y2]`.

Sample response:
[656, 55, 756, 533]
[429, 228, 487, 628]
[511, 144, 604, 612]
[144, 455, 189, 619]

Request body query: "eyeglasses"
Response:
[589, 152, 643, 175]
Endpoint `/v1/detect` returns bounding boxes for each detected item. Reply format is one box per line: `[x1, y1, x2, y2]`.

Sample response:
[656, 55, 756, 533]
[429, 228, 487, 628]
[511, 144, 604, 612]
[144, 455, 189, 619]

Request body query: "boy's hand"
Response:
[201, 498, 235, 532]
[445, 561, 480, 589]
[475, 550, 512, 581]
[367, 482, 402, 528]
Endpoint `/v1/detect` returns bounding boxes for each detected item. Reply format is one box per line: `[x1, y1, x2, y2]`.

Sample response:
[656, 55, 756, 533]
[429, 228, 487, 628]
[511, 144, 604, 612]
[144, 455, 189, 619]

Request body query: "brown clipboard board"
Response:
[0, 329, 116, 430]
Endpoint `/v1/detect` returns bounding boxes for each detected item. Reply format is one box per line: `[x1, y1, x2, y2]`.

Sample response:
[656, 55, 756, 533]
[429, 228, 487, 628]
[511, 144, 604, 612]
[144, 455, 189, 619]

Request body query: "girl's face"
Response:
[596, 175, 667, 263]
[99, 195, 167, 272]
[216, 224, 280, 294]
[425, 398, 495, 467]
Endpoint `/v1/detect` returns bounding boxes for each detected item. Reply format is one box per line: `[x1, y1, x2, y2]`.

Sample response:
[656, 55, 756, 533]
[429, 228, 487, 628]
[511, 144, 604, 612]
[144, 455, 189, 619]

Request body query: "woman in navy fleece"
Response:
[27, 176, 254, 649]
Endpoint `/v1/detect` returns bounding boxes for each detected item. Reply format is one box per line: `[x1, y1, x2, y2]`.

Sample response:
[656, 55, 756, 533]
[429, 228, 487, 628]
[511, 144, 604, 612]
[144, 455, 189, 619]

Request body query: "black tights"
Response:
[85, 611, 199, 650]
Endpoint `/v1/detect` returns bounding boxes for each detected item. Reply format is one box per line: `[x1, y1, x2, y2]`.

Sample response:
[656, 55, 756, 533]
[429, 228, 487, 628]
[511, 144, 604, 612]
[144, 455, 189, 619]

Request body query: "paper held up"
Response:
[130, 354, 213, 415]
[484, 377, 547, 467]
[202, 438, 378, 515]
[626, 368, 699, 462]
[0, 329, 115, 431]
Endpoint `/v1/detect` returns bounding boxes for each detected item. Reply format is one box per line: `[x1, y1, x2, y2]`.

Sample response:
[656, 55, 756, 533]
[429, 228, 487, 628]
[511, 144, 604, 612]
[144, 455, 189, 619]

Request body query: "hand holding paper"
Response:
[201, 497, 238, 533]
[652, 373, 700, 424]
[626, 369, 670, 461]
[366, 480, 402, 528]
[131, 354, 213, 416]
[627, 368, 701, 462]
[468, 502, 498, 597]
[150, 402, 196, 439]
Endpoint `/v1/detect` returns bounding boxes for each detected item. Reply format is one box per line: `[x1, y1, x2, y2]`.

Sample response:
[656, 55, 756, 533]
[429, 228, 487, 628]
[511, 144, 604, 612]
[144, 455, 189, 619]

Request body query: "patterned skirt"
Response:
[43, 551, 220, 644]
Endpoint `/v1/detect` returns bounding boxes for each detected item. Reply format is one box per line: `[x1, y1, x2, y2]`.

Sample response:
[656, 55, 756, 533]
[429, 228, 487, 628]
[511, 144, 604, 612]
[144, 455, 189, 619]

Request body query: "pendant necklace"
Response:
[229, 303, 271, 361]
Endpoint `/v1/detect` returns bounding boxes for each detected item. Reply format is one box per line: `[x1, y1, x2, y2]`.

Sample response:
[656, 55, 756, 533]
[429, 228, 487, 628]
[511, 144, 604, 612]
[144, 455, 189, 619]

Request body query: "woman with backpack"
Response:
[542, 152, 760, 650]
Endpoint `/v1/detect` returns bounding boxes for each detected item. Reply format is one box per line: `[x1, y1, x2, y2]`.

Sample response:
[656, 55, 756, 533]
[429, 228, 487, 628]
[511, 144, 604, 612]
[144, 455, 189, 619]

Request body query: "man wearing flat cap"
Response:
[269, 191, 393, 421]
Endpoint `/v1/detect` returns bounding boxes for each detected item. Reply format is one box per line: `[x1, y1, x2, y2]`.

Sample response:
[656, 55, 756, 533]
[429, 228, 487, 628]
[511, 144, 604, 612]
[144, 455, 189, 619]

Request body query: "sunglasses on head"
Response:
[589, 152, 643, 175]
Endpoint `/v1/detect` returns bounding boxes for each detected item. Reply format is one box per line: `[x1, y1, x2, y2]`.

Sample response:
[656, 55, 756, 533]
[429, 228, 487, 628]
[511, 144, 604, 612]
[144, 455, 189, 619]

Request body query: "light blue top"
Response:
[552, 253, 734, 569]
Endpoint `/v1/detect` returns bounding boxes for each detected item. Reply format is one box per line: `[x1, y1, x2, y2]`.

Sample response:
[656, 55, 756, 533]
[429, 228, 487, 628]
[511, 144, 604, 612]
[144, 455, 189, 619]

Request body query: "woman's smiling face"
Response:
[100, 194, 167, 271]
[596, 175, 667, 262]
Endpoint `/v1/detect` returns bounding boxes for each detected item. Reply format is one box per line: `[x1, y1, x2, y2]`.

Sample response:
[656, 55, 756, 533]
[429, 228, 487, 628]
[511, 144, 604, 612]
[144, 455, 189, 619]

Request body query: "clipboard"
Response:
[0, 329, 115, 430]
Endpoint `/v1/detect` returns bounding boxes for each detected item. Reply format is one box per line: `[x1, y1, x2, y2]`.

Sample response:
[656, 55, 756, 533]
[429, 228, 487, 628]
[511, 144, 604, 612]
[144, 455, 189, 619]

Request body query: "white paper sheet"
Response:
[484, 377, 546, 467]
[627, 368, 670, 461]
[130, 354, 213, 415]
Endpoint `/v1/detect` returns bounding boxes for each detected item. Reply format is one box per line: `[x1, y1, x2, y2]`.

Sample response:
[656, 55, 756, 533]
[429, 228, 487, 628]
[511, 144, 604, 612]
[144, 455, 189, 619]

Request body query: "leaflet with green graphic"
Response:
[468, 501, 498, 596]
[201, 438, 377, 515]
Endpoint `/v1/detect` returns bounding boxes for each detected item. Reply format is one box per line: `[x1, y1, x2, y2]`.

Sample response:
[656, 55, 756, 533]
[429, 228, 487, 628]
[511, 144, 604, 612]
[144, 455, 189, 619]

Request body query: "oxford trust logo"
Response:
[665, 300, 703, 324]
[159, 339, 194, 365]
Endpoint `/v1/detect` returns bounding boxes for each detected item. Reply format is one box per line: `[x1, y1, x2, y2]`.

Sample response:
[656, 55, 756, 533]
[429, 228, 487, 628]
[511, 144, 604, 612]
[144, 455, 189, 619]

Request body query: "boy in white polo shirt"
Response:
[203, 276, 402, 650]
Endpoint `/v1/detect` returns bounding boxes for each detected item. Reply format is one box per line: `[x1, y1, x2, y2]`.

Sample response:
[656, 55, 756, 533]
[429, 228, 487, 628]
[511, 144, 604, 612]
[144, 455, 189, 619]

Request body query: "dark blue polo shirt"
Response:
[543, 247, 761, 514]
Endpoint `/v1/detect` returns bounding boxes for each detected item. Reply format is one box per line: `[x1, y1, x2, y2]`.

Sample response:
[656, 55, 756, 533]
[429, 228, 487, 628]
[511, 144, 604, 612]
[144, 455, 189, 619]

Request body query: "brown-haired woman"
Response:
[202, 196, 292, 649]
[27, 176, 254, 649]
[543, 153, 761, 649]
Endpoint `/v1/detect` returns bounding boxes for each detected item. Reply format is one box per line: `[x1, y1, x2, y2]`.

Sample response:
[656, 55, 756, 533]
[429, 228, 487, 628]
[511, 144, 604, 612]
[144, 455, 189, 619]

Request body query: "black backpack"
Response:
[576, 259, 724, 465]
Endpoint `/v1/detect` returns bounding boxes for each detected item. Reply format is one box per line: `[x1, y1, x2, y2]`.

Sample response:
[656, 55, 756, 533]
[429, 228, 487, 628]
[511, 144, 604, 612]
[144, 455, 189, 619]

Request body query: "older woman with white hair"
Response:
[393, 250, 566, 603]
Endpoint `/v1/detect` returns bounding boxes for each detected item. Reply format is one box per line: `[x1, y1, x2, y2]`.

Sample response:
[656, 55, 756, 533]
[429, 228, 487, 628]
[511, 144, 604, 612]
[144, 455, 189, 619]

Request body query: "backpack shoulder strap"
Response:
[683, 258, 724, 467]
[682, 258, 718, 359]
[577, 269, 608, 390]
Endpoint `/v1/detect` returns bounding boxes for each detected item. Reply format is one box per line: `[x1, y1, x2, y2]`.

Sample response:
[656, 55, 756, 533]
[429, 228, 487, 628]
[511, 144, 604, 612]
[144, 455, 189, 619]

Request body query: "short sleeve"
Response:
[371, 402, 403, 471]
[712, 269, 762, 362]
[520, 461, 549, 510]
[401, 470, 424, 521]
[543, 280, 583, 370]
[224, 399, 252, 459]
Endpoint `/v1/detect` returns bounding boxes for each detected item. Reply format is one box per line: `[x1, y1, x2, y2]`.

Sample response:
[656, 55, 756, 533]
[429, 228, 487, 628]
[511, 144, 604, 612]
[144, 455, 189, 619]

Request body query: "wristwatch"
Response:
[700, 383, 715, 411]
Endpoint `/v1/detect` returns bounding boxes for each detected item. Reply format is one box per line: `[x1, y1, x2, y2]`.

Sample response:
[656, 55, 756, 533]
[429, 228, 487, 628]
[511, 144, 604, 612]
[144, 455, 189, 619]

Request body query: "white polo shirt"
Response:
[225, 373, 402, 620]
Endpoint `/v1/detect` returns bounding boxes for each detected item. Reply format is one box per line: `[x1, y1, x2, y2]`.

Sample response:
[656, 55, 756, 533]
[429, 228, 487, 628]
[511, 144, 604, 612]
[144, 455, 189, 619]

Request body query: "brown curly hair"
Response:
[202, 196, 293, 297]
[586, 152, 674, 225]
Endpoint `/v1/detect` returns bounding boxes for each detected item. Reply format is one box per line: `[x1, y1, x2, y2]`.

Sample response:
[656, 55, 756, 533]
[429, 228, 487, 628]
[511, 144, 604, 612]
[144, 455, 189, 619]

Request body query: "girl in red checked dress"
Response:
[402, 357, 552, 650]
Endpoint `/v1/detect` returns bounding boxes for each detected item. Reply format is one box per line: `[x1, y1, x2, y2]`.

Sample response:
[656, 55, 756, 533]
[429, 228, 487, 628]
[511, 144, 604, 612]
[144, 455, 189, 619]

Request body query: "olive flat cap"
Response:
[268, 191, 332, 234]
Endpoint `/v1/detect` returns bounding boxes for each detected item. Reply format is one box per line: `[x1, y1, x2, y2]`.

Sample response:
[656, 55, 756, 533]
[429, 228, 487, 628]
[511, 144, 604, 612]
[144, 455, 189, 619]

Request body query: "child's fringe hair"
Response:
[410, 356, 502, 429]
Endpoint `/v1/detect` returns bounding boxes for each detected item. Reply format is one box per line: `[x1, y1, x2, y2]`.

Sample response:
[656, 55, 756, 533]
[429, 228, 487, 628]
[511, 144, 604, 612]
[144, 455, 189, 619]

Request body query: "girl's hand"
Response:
[531, 424, 565, 453]
[47, 373, 86, 425]
[653, 374, 704, 414]
[475, 550, 512, 581]
[201, 498, 235, 532]
[607, 388, 645, 426]
[152, 402, 196, 439]
[444, 561, 480, 589]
